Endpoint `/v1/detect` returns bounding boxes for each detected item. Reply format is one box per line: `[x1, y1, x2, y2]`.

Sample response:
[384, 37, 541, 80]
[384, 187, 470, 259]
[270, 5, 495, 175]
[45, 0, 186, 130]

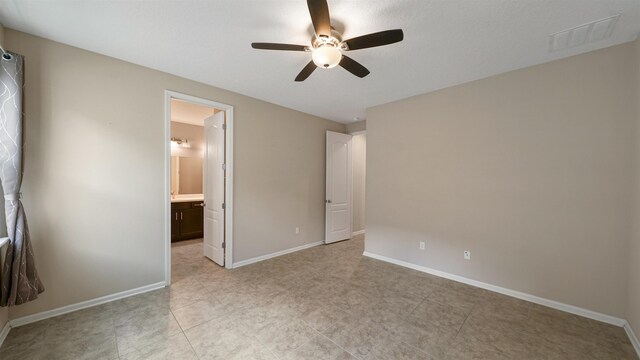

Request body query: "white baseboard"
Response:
[625, 321, 640, 357]
[233, 241, 324, 268]
[0, 320, 10, 348]
[352, 230, 365, 236]
[9, 281, 166, 328]
[362, 251, 626, 327]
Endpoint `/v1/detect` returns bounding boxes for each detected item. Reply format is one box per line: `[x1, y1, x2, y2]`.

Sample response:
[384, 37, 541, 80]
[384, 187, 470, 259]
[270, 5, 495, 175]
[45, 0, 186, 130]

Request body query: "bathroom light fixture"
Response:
[170, 137, 191, 148]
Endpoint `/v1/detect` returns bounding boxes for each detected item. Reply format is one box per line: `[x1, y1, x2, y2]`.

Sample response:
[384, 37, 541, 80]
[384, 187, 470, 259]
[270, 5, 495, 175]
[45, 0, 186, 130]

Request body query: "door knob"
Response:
[195, 202, 205, 207]
[326, 200, 332, 204]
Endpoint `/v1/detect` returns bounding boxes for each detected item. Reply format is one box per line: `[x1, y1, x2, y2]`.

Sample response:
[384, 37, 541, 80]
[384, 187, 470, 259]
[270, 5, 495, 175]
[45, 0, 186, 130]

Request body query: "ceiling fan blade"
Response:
[343, 29, 404, 50]
[251, 43, 309, 51]
[307, 0, 331, 37]
[339, 55, 370, 78]
[295, 61, 318, 82]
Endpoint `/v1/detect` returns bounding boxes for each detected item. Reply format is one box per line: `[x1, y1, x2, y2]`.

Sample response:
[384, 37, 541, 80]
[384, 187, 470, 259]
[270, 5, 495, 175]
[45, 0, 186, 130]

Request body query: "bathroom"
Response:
[170, 98, 226, 268]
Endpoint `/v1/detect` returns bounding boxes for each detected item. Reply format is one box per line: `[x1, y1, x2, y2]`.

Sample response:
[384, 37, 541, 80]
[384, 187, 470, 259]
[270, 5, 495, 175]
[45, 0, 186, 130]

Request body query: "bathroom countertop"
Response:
[171, 194, 204, 203]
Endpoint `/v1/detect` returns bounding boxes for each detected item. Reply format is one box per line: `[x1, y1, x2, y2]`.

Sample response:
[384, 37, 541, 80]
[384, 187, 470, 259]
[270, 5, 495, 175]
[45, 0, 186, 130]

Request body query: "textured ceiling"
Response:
[1, 0, 639, 123]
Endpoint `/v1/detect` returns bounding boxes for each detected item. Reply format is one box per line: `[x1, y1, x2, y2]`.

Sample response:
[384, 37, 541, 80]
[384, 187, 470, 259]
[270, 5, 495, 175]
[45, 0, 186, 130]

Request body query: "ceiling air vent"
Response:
[549, 14, 620, 52]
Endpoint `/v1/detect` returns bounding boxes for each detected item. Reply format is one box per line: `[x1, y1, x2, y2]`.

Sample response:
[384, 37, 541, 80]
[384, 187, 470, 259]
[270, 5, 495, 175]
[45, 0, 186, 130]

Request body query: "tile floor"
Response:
[0, 235, 637, 359]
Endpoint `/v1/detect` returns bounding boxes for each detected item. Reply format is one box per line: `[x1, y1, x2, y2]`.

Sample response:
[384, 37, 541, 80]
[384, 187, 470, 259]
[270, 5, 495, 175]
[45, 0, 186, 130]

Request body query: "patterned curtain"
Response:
[0, 51, 44, 306]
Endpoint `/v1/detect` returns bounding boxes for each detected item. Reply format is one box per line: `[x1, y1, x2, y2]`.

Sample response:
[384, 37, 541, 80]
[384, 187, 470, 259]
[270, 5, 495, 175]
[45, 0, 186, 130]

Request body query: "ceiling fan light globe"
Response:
[312, 46, 341, 69]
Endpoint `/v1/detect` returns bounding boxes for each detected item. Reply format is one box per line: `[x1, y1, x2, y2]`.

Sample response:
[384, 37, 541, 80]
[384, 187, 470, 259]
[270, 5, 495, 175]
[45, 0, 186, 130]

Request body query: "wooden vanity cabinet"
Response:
[171, 201, 204, 242]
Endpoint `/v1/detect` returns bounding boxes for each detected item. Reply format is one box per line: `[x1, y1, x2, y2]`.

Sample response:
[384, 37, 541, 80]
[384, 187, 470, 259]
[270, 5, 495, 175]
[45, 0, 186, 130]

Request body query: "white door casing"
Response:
[325, 131, 353, 244]
[204, 111, 225, 265]
[165, 90, 235, 284]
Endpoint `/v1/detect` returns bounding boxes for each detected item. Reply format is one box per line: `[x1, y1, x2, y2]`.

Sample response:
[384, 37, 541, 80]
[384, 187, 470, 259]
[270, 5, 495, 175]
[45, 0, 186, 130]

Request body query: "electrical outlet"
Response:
[295, 227, 300, 234]
[419, 241, 426, 250]
[464, 251, 471, 260]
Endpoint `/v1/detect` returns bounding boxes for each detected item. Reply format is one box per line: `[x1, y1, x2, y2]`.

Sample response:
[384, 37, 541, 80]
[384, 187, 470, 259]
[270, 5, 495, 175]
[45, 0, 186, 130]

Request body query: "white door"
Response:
[204, 112, 225, 265]
[325, 131, 353, 243]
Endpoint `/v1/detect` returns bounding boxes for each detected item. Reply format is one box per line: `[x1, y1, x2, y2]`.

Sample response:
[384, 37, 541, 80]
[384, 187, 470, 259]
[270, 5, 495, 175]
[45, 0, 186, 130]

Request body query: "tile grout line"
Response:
[258, 320, 321, 360]
[179, 324, 200, 359]
[453, 303, 476, 339]
[397, 294, 443, 359]
[405, 294, 426, 316]
[112, 315, 121, 360]
[317, 332, 361, 359]
[169, 292, 219, 360]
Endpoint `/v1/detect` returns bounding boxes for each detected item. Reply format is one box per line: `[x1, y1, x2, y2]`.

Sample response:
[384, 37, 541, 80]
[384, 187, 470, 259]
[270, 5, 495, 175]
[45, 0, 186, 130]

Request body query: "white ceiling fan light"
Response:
[312, 45, 342, 68]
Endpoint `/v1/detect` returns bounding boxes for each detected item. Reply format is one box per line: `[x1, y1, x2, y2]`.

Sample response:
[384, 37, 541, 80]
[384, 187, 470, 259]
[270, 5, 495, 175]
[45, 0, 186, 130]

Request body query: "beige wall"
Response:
[352, 134, 366, 232]
[366, 42, 637, 317]
[629, 38, 640, 335]
[5, 29, 344, 319]
[346, 120, 366, 134]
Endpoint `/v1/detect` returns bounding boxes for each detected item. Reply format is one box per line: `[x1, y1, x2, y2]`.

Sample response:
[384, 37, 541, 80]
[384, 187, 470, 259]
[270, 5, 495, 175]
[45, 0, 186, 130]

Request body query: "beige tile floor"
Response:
[0, 235, 637, 359]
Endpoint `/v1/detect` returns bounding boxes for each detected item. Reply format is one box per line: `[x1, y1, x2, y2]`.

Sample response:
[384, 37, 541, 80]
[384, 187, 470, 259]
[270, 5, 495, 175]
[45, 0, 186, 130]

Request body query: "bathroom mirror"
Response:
[171, 156, 203, 195]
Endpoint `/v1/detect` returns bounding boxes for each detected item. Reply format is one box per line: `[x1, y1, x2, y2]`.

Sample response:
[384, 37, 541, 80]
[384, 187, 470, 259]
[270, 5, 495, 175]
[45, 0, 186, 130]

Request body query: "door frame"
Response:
[164, 90, 235, 286]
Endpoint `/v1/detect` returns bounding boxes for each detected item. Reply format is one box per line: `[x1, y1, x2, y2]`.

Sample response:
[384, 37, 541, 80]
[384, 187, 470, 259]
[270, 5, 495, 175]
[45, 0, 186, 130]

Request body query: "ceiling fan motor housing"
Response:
[312, 29, 344, 47]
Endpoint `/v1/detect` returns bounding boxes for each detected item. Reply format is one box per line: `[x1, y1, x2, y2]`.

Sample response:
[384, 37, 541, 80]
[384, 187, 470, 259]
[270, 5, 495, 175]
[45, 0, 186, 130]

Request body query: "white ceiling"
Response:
[1, 0, 639, 123]
[171, 99, 214, 126]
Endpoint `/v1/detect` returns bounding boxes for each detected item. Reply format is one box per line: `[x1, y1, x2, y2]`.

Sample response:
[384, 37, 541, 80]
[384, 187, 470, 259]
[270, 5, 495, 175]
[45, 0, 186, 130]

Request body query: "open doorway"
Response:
[164, 91, 234, 285]
[350, 130, 366, 237]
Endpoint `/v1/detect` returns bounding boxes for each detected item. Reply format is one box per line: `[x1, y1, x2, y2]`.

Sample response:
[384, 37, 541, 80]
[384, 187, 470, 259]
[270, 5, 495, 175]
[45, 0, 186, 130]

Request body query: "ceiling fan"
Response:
[251, 0, 404, 81]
